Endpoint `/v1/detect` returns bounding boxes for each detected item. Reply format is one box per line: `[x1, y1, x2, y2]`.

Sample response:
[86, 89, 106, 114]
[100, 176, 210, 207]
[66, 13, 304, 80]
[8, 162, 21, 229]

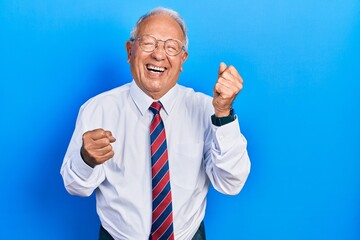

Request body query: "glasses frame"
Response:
[130, 35, 185, 56]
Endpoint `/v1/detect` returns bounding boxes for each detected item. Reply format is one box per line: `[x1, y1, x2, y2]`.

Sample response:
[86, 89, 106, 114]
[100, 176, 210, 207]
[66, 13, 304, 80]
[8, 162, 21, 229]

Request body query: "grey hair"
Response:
[130, 7, 189, 51]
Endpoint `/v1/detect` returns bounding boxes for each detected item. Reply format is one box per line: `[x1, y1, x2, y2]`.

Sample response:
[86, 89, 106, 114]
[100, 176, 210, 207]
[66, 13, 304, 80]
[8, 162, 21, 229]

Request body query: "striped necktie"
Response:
[149, 101, 174, 240]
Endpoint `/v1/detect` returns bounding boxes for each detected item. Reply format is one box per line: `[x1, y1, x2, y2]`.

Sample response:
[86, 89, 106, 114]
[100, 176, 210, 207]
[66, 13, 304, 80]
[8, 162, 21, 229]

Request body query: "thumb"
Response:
[218, 62, 227, 76]
[105, 131, 116, 143]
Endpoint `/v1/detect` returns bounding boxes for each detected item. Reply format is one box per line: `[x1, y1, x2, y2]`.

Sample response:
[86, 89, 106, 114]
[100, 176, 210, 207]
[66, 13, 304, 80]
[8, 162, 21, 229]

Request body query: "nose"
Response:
[151, 41, 166, 60]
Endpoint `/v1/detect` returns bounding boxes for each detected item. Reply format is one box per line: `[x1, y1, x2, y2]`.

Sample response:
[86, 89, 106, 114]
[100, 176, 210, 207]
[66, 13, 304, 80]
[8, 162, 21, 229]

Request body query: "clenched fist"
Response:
[213, 62, 244, 117]
[80, 128, 116, 168]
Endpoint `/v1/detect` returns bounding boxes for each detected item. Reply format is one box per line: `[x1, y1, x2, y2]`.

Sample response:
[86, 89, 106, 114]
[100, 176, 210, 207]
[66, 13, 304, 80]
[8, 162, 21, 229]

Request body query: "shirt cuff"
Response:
[212, 118, 242, 153]
[70, 151, 95, 180]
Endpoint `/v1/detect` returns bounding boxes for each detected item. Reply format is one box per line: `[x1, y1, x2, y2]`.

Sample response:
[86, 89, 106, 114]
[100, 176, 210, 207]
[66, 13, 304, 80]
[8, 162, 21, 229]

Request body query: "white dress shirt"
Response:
[61, 81, 250, 240]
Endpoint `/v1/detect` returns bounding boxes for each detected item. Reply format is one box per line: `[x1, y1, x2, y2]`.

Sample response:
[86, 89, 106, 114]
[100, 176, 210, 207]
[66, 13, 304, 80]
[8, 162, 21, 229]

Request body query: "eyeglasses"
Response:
[131, 35, 185, 56]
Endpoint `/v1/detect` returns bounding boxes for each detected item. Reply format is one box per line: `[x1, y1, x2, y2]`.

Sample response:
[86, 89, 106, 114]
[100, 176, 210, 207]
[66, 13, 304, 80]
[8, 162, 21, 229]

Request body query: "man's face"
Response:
[126, 14, 188, 100]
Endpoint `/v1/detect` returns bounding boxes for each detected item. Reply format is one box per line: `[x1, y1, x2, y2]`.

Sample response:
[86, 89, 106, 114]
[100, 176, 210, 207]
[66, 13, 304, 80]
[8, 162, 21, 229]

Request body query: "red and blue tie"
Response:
[149, 101, 174, 240]
[150, 102, 174, 240]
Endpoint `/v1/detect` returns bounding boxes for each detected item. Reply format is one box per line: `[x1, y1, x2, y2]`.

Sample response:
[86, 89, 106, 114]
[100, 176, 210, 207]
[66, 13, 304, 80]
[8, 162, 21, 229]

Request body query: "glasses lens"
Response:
[137, 35, 183, 56]
[165, 39, 182, 56]
[139, 35, 156, 52]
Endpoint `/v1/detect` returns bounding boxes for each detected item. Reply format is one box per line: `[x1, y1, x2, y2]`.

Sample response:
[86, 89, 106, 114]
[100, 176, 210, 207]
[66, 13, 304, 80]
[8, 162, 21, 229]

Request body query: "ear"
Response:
[181, 51, 188, 65]
[126, 41, 133, 62]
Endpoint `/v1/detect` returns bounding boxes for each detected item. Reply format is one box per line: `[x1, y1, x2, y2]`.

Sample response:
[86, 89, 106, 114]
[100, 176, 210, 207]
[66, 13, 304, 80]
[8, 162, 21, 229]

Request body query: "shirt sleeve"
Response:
[60, 105, 106, 197]
[204, 117, 251, 195]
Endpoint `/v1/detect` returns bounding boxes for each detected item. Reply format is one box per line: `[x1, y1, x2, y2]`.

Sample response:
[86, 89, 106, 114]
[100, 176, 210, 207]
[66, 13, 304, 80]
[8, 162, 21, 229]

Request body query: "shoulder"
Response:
[176, 84, 214, 115]
[80, 83, 131, 111]
[177, 84, 212, 102]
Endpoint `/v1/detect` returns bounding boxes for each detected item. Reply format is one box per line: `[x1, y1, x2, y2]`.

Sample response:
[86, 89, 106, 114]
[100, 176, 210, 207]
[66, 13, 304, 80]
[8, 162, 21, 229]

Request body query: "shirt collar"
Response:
[130, 80, 179, 116]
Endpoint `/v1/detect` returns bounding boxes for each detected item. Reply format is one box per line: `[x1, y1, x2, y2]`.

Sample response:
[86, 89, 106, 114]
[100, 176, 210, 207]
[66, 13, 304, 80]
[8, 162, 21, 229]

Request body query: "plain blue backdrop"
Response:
[1, 1, 359, 239]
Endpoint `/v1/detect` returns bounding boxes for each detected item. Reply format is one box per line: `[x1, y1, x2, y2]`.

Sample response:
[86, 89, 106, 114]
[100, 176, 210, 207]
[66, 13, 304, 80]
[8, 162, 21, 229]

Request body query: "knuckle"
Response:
[82, 138, 93, 148]
[109, 151, 115, 158]
[83, 142, 91, 150]
[103, 138, 110, 145]
[82, 131, 90, 140]
[98, 129, 106, 137]
[229, 65, 238, 74]
[104, 145, 112, 152]
[221, 71, 229, 78]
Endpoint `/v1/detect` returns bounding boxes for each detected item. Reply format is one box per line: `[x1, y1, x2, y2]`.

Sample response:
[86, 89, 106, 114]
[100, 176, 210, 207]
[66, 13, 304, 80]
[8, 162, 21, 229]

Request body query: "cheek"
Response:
[132, 56, 145, 72]
[130, 60, 143, 79]
[169, 57, 183, 70]
[130, 46, 143, 62]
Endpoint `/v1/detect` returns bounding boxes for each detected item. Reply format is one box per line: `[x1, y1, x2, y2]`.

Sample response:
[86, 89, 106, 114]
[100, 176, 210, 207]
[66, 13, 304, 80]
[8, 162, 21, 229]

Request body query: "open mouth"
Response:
[146, 64, 166, 73]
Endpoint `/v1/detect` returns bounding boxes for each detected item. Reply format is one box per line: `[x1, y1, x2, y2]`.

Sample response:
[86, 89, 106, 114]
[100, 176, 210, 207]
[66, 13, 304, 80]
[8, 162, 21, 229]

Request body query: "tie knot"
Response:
[149, 101, 162, 115]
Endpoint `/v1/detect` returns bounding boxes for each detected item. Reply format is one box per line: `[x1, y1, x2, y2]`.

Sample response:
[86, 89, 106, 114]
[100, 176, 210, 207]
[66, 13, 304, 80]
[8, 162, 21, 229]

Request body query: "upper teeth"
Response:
[148, 65, 165, 72]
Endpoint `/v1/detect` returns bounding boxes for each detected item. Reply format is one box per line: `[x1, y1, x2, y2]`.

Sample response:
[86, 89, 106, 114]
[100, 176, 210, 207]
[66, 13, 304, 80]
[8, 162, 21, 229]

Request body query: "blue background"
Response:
[1, 1, 359, 239]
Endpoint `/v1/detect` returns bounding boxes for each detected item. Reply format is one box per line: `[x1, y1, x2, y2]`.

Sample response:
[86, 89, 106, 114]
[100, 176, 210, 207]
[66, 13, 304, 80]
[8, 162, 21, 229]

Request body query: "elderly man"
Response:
[61, 7, 250, 240]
